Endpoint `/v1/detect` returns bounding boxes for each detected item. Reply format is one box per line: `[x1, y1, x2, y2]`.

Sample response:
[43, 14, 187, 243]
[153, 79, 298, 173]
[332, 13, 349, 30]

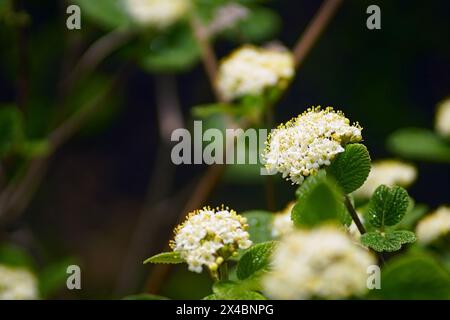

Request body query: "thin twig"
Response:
[344, 195, 385, 265]
[293, 0, 343, 68]
[190, 16, 225, 102]
[344, 195, 366, 234]
[114, 75, 184, 296]
[63, 28, 133, 92]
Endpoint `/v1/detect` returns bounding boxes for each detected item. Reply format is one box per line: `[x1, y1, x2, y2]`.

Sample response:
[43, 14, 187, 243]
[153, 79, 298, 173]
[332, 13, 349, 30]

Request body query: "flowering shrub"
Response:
[0, 0, 449, 301]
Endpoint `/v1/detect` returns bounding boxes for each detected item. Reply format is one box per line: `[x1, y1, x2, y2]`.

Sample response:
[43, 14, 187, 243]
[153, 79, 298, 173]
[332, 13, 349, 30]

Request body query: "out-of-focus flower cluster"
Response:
[416, 206, 450, 245]
[353, 160, 417, 199]
[263, 107, 362, 185]
[271, 202, 295, 238]
[124, 0, 190, 28]
[262, 226, 375, 300]
[0, 264, 38, 300]
[435, 98, 450, 138]
[217, 45, 295, 100]
[171, 207, 252, 275]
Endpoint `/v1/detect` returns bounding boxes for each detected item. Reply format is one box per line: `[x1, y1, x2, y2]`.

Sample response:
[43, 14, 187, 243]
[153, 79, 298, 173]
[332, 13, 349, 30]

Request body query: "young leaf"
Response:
[139, 24, 201, 73]
[373, 253, 450, 299]
[75, 0, 132, 30]
[236, 241, 276, 280]
[387, 128, 450, 163]
[241, 211, 274, 243]
[292, 172, 343, 227]
[367, 185, 410, 229]
[143, 252, 183, 264]
[360, 230, 416, 252]
[327, 143, 371, 194]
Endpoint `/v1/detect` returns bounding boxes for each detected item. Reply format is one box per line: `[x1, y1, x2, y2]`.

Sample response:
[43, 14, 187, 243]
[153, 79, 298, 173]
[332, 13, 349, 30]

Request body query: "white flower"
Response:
[0, 265, 38, 300]
[416, 206, 450, 245]
[353, 160, 417, 199]
[124, 0, 190, 28]
[263, 107, 362, 185]
[171, 206, 252, 274]
[217, 45, 294, 100]
[271, 202, 295, 238]
[206, 4, 249, 36]
[435, 98, 450, 138]
[263, 226, 375, 300]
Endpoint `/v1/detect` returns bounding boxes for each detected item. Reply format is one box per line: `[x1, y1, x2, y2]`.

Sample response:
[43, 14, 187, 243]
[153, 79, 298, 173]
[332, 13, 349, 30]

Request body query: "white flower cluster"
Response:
[263, 226, 375, 300]
[217, 45, 295, 100]
[171, 207, 252, 274]
[263, 107, 362, 185]
[416, 206, 450, 245]
[271, 202, 295, 238]
[0, 265, 38, 300]
[124, 0, 190, 28]
[435, 98, 450, 138]
[353, 160, 417, 199]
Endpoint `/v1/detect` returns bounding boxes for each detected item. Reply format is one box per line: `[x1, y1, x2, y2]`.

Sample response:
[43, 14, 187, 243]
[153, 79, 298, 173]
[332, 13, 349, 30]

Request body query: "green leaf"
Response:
[374, 253, 450, 299]
[360, 230, 416, 252]
[123, 293, 169, 300]
[292, 172, 343, 227]
[241, 211, 273, 243]
[367, 185, 410, 229]
[236, 241, 276, 280]
[0, 106, 24, 157]
[75, 0, 132, 30]
[139, 24, 200, 73]
[143, 252, 183, 264]
[0, 243, 34, 269]
[387, 128, 450, 163]
[208, 280, 267, 300]
[327, 143, 371, 194]
[192, 103, 238, 118]
[223, 7, 281, 43]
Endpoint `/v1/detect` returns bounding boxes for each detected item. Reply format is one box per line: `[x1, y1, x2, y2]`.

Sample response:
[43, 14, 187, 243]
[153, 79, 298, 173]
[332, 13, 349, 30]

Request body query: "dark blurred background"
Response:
[0, 0, 449, 299]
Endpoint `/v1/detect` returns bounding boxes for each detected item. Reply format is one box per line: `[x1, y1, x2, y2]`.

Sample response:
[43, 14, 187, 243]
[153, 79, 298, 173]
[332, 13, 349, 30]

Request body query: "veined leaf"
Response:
[236, 241, 276, 280]
[292, 172, 343, 227]
[360, 230, 416, 252]
[367, 185, 410, 229]
[327, 143, 371, 194]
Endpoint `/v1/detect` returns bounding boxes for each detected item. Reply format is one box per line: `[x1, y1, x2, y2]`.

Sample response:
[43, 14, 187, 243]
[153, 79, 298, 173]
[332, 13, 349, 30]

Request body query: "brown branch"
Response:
[293, 0, 343, 68]
[190, 16, 225, 102]
[63, 29, 134, 93]
[114, 75, 184, 296]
